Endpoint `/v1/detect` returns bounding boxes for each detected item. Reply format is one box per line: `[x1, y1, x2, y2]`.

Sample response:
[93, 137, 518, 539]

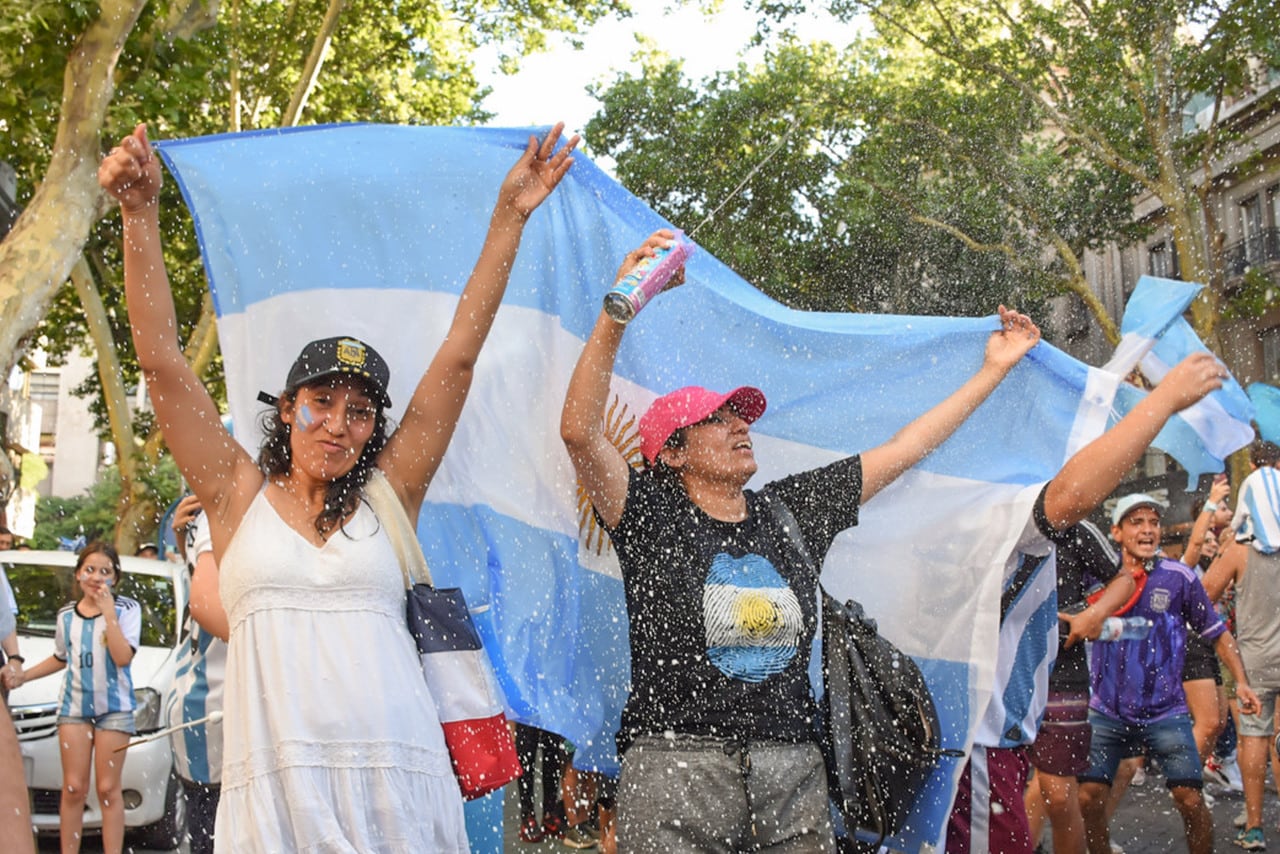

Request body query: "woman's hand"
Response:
[1208, 474, 1230, 507]
[99, 123, 163, 215]
[89, 584, 116, 617]
[496, 122, 580, 220]
[172, 494, 203, 533]
[0, 660, 21, 690]
[612, 229, 685, 289]
[983, 305, 1041, 372]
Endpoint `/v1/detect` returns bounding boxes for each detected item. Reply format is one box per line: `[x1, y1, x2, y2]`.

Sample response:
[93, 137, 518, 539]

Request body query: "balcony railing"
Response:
[1224, 227, 1280, 278]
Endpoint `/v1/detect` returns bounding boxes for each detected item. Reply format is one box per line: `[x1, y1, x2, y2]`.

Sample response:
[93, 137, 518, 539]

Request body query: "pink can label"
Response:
[603, 231, 696, 323]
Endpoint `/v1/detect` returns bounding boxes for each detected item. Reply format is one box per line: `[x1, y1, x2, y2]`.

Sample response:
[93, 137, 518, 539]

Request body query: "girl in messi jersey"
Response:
[22, 542, 141, 854]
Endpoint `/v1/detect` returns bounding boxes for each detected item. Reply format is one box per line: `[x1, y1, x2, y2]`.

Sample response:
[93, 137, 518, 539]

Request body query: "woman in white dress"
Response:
[99, 121, 577, 852]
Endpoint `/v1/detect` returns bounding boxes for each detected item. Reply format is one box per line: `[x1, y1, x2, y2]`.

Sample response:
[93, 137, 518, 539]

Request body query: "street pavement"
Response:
[1099, 773, 1279, 854]
[36, 769, 1280, 852]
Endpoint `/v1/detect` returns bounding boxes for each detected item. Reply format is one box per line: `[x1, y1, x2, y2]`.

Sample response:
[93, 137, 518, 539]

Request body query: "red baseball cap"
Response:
[638, 386, 767, 465]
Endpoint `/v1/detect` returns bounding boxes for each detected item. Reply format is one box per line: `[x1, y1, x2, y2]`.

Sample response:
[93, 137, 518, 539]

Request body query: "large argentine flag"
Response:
[154, 124, 1227, 851]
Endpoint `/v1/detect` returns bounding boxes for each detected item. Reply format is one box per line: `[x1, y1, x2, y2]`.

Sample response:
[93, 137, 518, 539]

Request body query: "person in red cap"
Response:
[560, 230, 1042, 852]
[100, 121, 578, 853]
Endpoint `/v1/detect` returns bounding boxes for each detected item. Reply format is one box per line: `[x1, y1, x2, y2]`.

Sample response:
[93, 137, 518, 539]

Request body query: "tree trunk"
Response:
[103, 0, 349, 546]
[68, 256, 151, 553]
[0, 0, 148, 380]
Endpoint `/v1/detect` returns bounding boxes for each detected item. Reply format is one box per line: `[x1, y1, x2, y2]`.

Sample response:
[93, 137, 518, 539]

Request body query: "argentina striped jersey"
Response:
[54, 596, 142, 717]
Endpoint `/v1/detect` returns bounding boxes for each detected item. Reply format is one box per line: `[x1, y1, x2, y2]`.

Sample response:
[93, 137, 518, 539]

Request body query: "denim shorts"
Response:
[57, 711, 136, 735]
[1078, 711, 1201, 789]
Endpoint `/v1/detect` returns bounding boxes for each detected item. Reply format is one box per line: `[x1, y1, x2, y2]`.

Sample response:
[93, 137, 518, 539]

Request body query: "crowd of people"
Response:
[0, 119, 1277, 854]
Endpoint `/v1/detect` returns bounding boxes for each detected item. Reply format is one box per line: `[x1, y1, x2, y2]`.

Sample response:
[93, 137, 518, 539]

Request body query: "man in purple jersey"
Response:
[1078, 494, 1260, 854]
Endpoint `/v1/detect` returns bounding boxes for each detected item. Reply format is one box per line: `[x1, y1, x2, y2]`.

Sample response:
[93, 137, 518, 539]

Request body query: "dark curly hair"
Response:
[257, 383, 390, 539]
[1250, 437, 1280, 469]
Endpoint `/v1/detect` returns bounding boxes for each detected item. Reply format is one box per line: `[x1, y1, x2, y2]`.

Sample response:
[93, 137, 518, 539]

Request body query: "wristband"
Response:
[1203, 501, 1219, 514]
[6, 654, 23, 663]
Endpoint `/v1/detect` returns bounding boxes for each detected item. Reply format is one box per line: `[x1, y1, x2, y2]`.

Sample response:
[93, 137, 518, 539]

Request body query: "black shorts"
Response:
[1182, 634, 1222, 684]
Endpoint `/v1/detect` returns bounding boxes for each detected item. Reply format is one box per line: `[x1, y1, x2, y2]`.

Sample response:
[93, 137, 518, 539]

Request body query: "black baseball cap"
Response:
[258, 336, 392, 409]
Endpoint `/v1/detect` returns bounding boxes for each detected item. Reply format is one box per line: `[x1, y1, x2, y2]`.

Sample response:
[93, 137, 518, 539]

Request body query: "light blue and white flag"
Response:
[1233, 466, 1280, 554]
[154, 124, 1230, 851]
[1103, 276, 1256, 486]
[1248, 382, 1280, 444]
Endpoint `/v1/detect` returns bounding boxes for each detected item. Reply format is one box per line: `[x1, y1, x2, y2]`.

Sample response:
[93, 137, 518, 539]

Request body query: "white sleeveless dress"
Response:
[213, 488, 468, 853]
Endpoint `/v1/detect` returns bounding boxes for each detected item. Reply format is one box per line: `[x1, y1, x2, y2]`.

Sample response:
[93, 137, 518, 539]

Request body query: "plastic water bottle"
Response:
[602, 231, 696, 324]
[1096, 616, 1152, 641]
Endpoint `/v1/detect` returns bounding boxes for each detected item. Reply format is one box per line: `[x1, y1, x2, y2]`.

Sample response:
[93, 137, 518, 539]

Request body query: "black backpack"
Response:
[764, 491, 958, 852]
[819, 591, 960, 852]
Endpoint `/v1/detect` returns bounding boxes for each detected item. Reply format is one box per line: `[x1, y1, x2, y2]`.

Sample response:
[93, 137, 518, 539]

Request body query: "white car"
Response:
[4, 549, 189, 849]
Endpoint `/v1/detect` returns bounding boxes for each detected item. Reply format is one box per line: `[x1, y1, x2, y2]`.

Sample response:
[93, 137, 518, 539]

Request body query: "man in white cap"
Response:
[1078, 493, 1260, 854]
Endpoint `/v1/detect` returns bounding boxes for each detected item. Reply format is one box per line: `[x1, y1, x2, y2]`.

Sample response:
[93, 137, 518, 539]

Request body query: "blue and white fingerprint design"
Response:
[703, 552, 804, 682]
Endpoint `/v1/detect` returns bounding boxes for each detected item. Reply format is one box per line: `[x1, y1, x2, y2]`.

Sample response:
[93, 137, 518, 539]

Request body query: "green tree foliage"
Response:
[1, 0, 626, 546]
[587, 39, 1055, 316]
[589, 0, 1277, 336]
[796, 0, 1279, 337]
[31, 458, 183, 550]
[13, 0, 629, 425]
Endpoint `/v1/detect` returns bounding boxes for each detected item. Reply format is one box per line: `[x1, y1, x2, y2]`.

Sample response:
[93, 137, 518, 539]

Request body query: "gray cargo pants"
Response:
[616, 733, 835, 853]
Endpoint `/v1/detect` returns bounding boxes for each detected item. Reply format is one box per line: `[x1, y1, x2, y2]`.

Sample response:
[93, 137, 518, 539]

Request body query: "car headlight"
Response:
[134, 687, 163, 733]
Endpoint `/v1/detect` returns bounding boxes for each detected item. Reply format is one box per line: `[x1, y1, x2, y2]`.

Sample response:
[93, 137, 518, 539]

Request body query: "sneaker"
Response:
[563, 824, 598, 849]
[1131, 765, 1147, 786]
[1204, 789, 1217, 809]
[543, 812, 566, 840]
[1206, 757, 1231, 788]
[1221, 754, 1246, 791]
[1234, 827, 1266, 851]
[1236, 809, 1248, 828]
[519, 815, 545, 844]
[1110, 844, 1125, 854]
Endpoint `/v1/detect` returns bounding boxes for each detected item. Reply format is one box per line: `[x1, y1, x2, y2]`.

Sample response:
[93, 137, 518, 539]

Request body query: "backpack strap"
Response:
[763, 489, 819, 578]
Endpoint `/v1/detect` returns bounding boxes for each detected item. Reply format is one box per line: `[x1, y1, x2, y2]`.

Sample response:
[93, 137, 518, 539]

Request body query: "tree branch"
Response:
[68, 256, 139, 481]
[282, 0, 349, 126]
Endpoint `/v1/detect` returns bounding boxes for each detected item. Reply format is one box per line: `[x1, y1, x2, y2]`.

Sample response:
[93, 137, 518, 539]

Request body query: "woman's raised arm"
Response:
[379, 124, 579, 515]
[860, 307, 1040, 503]
[100, 124, 257, 522]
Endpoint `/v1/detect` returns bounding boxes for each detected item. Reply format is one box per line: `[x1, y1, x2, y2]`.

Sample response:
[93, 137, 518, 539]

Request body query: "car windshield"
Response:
[3, 561, 178, 648]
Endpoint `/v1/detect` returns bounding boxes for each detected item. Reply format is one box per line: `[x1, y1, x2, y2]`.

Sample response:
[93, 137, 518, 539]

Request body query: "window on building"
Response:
[27, 370, 61, 439]
[1149, 241, 1178, 278]
[27, 371, 59, 402]
[1263, 326, 1280, 386]
[1242, 195, 1264, 262]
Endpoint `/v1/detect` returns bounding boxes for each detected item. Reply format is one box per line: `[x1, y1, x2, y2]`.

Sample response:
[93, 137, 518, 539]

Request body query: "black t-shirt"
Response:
[1042, 511, 1121, 692]
[605, 456, 863, 753]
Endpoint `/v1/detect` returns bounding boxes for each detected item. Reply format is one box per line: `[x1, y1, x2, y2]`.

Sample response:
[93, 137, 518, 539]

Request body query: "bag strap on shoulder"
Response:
[763, 489, 819, 577]
[364, 468, 433, 590]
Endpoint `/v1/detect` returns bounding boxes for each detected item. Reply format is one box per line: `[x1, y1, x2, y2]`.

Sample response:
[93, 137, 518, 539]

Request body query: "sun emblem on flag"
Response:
[577, 393, 645, 555]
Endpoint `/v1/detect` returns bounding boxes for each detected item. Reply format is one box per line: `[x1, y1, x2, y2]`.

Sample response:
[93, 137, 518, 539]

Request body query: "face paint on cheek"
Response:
[296, 404, 315, 432]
